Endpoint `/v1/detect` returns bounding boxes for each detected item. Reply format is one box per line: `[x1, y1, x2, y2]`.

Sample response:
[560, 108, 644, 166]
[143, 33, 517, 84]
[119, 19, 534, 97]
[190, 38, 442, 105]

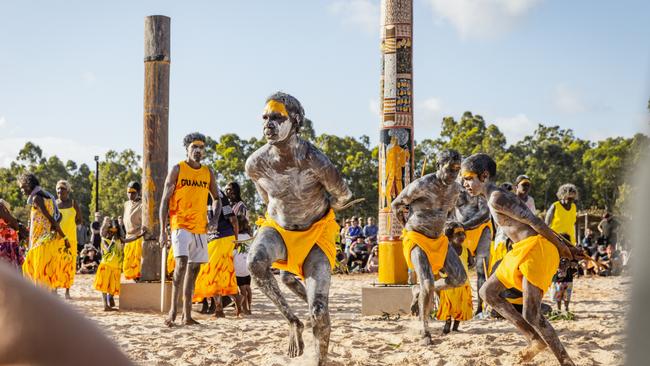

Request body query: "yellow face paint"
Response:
[462, 171, 478, 179]
[453, 227, 465, 235]
[191, 140, 205, 147]
[263, 100, 289, 118]
[127, 188, 137, 193]
[519, 179, 531, 185]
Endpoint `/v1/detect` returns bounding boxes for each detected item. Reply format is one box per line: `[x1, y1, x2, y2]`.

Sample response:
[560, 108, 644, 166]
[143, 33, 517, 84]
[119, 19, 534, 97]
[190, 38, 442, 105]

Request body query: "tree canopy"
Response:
[0, 112, 646, 225]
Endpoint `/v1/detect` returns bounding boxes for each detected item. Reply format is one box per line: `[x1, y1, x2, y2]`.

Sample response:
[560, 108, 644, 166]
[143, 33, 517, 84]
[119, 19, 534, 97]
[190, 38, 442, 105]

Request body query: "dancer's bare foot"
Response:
[164, 313, 176, 328]
[420, 330, 432, 345]
[518, 339, 547, 362]
[410, 296, 419, 316]
[287, 320, 305, 358]
[65, 289, 72, 300]
[182, 317, 200, 326]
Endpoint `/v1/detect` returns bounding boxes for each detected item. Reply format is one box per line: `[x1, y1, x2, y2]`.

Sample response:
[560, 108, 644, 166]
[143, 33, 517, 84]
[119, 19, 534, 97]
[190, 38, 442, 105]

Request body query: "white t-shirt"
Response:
[525, 196, 537, 215]
[233, 233, 251, 277]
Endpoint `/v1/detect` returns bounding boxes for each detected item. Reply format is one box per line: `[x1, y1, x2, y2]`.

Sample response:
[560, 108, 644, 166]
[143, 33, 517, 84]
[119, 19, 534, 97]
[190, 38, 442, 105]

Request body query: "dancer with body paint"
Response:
[246, 92, 353, 365]
[391, 150, 468, 345]
[462, 153, 581, 365]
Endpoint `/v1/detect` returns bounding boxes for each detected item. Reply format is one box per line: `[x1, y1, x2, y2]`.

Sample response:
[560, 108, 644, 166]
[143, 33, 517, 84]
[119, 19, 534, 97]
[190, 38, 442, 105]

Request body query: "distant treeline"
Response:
[0, 113, 646, 223]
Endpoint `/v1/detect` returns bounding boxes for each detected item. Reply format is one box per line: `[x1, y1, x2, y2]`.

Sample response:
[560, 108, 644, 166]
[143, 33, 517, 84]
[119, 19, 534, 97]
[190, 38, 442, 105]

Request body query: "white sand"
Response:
[65, 272, 628, 365]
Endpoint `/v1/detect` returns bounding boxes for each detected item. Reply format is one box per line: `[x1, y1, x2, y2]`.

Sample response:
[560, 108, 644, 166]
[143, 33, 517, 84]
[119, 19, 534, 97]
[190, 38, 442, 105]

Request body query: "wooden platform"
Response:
[361, 285, 414, 316]
[119, 281, 180, 312]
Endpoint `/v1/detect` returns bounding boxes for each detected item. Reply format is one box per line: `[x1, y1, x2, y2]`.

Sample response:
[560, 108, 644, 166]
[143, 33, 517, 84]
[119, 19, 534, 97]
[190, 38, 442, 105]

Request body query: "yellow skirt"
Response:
[488, 240, 508, 275]
[22, 237, 63, 289]
[122, 237, 143, 280]
[56, 244, 77, 289]
[193, 235, 238, 301]
[495, 235, 559, 295]
[463, 221, 493, 256]
[94, 263, 121, 295]
[402, 230, 448, 274]
[257, 210, 339, 279]
[436, 283, 473, 321]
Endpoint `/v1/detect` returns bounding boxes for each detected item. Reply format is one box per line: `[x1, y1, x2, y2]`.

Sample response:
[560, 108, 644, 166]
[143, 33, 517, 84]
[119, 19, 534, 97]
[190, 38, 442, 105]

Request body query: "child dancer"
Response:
[436, 222, 474, 333]
[93, 218, 124, 311]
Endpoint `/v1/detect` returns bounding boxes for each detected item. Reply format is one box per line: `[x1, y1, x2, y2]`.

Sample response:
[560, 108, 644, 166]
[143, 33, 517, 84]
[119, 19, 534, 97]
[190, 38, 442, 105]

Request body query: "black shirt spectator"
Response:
[207, 190, 237, 240]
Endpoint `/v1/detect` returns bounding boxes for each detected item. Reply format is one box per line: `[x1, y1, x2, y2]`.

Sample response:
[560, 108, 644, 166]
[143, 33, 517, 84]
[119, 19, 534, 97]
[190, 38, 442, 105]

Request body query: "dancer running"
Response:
[462, 153, 580, 365]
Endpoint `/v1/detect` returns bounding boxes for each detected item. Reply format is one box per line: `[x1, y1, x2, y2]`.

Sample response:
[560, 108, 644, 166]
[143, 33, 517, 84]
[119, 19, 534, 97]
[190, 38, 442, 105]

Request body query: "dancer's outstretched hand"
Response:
[569, 245, 586, 260]
[557, 243, 572, 259]
[333, 197, 365, 211]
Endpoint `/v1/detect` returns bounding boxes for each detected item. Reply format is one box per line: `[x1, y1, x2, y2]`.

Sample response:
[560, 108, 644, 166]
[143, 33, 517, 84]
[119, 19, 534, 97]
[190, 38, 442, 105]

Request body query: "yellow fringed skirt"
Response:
[56, 244, 77, 289]
[122, 237, 143, 280]
[193, 235, 238, 301]
[436, 282, 473, 321]
[94, 263, 121, 295]
[22, 236, 63, 289]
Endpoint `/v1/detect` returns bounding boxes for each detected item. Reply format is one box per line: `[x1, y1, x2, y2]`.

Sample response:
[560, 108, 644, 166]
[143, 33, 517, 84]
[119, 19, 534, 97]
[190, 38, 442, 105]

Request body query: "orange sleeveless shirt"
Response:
[169, 161, 211, 234]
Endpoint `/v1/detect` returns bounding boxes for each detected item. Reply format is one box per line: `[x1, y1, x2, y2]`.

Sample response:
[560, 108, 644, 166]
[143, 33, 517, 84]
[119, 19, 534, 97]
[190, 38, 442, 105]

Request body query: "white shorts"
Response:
[171, 229, 209, 263]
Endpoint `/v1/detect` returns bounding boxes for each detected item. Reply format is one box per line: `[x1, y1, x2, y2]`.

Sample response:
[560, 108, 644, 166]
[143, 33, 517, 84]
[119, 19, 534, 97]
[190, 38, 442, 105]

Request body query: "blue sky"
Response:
[0, 0, 648, 167]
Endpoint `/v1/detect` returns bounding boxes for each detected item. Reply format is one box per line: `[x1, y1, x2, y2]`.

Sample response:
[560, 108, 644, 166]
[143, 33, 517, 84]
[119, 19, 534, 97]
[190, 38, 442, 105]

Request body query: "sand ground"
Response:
[66, 272, 628, 365]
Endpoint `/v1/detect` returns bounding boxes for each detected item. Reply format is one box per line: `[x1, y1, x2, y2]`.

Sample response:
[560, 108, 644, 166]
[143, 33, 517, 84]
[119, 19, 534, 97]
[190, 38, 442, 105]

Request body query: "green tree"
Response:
[507, 125, 590, 210]
[583, 133, 649, 211]
[205, 134, 265, 219]
[314, 134, 377, 219]
[0, 142, 93, 222]
[424, 112, 508, 180]
[90, 149, 141, 221]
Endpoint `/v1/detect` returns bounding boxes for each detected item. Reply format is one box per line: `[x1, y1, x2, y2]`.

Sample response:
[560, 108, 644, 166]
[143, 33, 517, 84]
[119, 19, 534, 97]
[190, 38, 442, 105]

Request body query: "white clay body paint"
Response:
[277, 120, 292, 141]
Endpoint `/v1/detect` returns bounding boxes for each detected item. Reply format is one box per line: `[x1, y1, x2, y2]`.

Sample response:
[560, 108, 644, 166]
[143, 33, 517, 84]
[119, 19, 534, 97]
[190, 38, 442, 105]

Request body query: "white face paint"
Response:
[276, 119, 292, 142]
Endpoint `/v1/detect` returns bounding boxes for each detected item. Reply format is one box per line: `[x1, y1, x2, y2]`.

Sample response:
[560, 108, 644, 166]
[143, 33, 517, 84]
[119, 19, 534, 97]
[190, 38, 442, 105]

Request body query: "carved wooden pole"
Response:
[140, 15, 170, 281]
[378, 0, 413, 284]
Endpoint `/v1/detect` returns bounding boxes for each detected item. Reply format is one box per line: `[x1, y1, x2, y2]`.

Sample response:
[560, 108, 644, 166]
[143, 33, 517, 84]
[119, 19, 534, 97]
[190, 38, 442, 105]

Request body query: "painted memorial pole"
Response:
[140, 15, 170, 281]
[378, 0, 414, 284]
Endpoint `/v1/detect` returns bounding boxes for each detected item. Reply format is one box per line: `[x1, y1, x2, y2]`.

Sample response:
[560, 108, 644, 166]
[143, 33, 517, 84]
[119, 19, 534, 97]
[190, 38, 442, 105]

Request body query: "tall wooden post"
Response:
[377, 0, 414, 284]
[140, 15, 170, 281]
